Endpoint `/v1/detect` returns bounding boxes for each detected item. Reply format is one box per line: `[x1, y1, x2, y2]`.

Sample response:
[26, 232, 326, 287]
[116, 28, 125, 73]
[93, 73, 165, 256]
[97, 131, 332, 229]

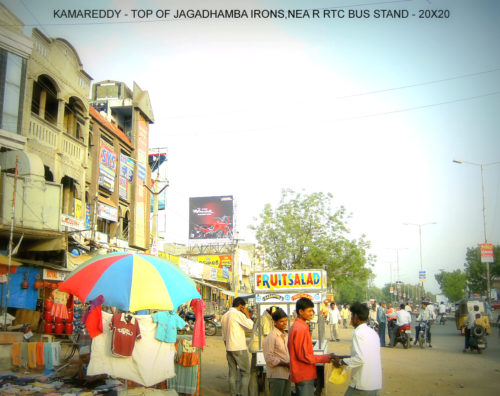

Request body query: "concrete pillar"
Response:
[57, 99, 65, 131]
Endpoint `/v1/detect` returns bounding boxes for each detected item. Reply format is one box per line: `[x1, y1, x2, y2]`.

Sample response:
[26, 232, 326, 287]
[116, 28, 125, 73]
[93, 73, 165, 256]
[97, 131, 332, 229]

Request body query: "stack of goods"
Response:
[43, 288, 74, 335]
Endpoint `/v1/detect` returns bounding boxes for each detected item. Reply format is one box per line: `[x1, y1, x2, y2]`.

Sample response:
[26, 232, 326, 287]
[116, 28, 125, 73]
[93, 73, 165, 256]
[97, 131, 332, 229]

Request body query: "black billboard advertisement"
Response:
[189, 196, 234, 240]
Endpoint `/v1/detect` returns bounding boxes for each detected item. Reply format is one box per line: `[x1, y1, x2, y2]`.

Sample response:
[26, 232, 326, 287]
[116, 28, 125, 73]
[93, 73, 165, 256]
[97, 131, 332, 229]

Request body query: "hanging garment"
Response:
[190, 299, 206, 348]
[36, 342, 44, 366]
[51, 342, 61, 366]
[27, 342, 37, 368]
[174, 339, 199, 395]
[177, 339, 199, 367]
[111, 313, 141, 357]
[50, 289, 69, 320]
[11, 343, 20, 366]
[152, 311, 186, 343]
[43, 342, 53, 370]
[83, 295, 105, 338]
[88, 312, 176, 387]
[20, 342, 28, 367]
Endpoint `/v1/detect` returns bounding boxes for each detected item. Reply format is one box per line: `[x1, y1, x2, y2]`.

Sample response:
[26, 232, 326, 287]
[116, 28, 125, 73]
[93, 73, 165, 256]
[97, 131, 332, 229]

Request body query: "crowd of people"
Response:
[221, 297, 383, 396]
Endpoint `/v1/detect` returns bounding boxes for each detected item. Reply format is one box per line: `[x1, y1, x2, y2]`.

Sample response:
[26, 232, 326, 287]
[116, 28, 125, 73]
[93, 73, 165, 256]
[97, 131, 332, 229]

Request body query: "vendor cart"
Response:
[252, 270, 329, 396]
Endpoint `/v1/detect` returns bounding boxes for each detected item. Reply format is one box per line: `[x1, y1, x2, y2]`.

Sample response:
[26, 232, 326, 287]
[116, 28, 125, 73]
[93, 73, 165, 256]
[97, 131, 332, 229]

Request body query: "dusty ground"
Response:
[201, 322, 500, 396]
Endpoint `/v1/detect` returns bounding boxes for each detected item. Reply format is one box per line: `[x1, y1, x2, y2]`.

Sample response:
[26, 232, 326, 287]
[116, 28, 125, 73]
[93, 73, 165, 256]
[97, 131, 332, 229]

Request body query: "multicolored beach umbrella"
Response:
[58, 253, 200, 312]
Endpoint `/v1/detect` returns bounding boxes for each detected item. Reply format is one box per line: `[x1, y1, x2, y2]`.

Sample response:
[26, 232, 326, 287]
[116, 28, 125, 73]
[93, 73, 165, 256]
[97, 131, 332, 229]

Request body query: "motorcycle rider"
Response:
[414, 301, 433, 347]
[388, 303, 412, 347]
[438, 301, 447, 323]
[463, 305, 480, 352]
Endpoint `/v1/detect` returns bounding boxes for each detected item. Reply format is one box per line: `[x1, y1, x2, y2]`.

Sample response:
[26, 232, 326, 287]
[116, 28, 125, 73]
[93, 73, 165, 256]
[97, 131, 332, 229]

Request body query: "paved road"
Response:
[202, 319, 500, 396]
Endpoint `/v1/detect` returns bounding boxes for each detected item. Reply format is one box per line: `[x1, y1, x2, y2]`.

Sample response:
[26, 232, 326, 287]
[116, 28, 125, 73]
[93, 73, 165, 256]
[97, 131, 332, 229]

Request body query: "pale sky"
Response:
[5, 0, 500, 294]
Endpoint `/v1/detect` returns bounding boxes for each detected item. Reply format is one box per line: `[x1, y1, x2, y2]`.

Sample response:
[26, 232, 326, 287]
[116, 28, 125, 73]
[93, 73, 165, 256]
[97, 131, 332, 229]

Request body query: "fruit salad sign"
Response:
[255, 270, 327, 293]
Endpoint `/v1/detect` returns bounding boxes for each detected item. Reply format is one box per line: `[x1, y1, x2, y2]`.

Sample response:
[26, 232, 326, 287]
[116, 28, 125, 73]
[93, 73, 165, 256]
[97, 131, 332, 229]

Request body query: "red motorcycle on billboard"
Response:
[191, 216, 233, 239]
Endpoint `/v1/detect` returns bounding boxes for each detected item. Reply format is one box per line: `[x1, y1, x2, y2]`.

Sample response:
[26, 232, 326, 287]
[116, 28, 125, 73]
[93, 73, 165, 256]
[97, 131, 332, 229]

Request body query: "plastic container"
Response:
[45, 298, 53, 311]
[44, 322, 54, 334]
[65, 322, 74, 334]
[66, 311, 73, 323]
[54, 316, 64, 324]
[44, 311, 53, 322]
[55, 322, 64, 334]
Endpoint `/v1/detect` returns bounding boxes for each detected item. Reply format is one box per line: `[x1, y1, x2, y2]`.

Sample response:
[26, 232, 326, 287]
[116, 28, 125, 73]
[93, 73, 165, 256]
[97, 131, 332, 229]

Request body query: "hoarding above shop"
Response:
[254, 270, 327, 293]
[188, 195, 234, 240]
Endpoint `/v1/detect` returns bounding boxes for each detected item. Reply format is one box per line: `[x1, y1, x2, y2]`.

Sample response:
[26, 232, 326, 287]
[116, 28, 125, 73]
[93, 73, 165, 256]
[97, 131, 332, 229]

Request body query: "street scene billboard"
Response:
[189, 196, 234, 240]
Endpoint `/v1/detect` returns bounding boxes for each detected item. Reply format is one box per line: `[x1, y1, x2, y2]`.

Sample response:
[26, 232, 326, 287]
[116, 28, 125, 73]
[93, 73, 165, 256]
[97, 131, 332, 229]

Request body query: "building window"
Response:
[97, 218, 111, 234]
[0, 49, 26, 134]
[61, 176, 77, 216]
[122, 211, 129, 240]
[64, 97, 85, 141]
[31, 75, 58, 125]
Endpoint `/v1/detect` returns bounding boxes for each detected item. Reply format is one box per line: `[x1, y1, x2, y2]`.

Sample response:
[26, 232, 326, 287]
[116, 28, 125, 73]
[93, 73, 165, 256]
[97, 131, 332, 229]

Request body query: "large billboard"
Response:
[189, 196, 234, 240]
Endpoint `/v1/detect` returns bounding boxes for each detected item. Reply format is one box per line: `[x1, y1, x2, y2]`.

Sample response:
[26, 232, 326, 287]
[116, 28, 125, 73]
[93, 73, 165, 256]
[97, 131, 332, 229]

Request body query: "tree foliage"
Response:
[252, 189, 374, 290]
[434, 270, 467, 302]
[464, 245, 500, 295]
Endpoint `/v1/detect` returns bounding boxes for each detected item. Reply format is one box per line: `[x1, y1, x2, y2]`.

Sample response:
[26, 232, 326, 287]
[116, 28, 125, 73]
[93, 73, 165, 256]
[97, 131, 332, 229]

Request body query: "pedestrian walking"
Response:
[327, 302, 341, 341]
[288, 297, 335, 396]
[263, 308, 291, 396]
[376, 302, 387, 347]
[341, 304, 350, 328]
[221, 297, 254, 396]
[332, 302, 382, 396]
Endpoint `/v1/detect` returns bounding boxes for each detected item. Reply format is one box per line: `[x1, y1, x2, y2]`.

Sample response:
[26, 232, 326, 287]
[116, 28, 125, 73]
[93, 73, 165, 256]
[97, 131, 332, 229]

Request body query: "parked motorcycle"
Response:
[394, 324, 412, 349]
[179, 310, 218, 336]
[468, 324, 487, 354]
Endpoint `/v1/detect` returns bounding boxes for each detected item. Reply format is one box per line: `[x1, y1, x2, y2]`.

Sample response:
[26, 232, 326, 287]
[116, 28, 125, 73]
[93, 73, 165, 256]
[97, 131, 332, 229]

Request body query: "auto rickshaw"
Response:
[455, 299, 491, 333]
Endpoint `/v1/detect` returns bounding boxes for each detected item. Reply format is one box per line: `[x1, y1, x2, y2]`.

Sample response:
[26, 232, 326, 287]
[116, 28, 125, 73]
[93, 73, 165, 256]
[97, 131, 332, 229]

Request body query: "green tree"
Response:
[252, 189, 374, 289]
[434, 270, 467, 302]
[464, 245, 500, 295]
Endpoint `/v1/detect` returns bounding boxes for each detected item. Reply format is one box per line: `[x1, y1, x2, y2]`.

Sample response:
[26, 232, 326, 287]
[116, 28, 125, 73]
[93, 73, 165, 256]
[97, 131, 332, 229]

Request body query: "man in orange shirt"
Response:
[288, 298, 334, 396]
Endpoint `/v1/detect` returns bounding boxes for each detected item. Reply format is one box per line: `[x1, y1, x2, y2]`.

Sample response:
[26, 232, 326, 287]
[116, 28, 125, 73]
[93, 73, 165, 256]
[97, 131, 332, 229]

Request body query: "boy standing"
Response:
[288, 298, 334, 396]
[263, 308, 291, 396]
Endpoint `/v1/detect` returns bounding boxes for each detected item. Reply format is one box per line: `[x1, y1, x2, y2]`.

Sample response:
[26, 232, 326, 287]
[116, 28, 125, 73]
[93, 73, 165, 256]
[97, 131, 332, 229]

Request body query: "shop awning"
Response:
[194, 280, 254, 299]
[0, 253, 22, 267]
[98, 195, 118, 208]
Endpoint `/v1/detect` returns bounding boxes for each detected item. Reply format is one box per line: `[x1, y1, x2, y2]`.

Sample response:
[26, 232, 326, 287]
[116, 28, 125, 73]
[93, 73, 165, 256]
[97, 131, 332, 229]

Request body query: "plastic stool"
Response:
[41, 334, 55, 343]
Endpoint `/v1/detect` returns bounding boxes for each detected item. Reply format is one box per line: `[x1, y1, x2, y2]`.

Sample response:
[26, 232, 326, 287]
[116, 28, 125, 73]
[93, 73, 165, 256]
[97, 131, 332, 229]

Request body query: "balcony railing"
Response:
[28, 117, 57, 149]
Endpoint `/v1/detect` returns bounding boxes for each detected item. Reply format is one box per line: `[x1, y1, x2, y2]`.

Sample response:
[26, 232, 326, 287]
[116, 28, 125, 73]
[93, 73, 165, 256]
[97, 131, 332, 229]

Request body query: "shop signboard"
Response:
[197, 255, 232, 282]
[480, 243, 494, 263]
[120, 154, 135, 182]
[99, 143, 117, 192]
[97, 202, 118, 222]
[85, 203, 91, 229]
[74, 198, 83, 220]
[255, 292, 323, 303]
[43, 268, 66, 281]
[60, 214, 82, 231]
[188, 196, 234, 240]
[254, 270, 326, 293]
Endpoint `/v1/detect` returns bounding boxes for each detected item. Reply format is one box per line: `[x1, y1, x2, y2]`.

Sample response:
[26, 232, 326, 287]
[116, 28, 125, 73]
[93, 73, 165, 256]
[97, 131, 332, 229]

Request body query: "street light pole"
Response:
[403, 222, 437, 297]
[453, 159, 500, 302]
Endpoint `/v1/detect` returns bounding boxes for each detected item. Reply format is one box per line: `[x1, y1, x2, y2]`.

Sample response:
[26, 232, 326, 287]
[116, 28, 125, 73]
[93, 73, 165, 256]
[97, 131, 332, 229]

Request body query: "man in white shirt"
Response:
[414, 301, 433, 347]
[327, 302, 341, 341]
[221, 297, 254, 396]
[332, 302, 382, 396]
[463, 305, 480, 352]
[389, 304, 412, 347]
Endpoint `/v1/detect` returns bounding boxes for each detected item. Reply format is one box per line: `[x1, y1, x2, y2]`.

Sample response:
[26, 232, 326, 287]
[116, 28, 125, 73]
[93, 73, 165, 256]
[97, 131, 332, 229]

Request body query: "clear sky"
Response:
[5, 0, 500, 294]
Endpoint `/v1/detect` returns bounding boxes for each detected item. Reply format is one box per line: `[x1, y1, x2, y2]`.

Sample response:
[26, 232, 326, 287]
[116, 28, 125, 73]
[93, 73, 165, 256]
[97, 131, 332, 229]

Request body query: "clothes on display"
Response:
[111, 313, 142, 357]
[190, 299, 206, 348]
[152, 311, 187, 343]
[49, 289, 69, 320]
[88, 312, 176, 387]
[11, 342, 60, 370]
[173, 339, 200, 396]
[83, 295, 105, 338]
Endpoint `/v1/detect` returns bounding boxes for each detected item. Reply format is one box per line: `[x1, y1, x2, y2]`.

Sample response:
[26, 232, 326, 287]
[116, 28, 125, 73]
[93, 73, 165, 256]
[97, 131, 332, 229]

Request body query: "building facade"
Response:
[90, 80, 154, 250]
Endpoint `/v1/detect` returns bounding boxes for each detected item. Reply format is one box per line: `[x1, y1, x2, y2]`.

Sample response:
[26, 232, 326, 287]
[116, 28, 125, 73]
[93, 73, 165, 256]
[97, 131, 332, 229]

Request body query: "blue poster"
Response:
[1, 267, 41, 310]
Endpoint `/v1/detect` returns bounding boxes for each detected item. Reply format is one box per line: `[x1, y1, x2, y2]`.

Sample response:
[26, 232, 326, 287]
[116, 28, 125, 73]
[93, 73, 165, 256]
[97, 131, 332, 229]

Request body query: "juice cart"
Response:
[253, 270, 329, 396]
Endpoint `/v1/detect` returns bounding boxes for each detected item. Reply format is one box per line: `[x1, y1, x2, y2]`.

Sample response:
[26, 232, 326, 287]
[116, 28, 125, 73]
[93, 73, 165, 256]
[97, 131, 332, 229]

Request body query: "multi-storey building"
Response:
[90, 80, 154, 250]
